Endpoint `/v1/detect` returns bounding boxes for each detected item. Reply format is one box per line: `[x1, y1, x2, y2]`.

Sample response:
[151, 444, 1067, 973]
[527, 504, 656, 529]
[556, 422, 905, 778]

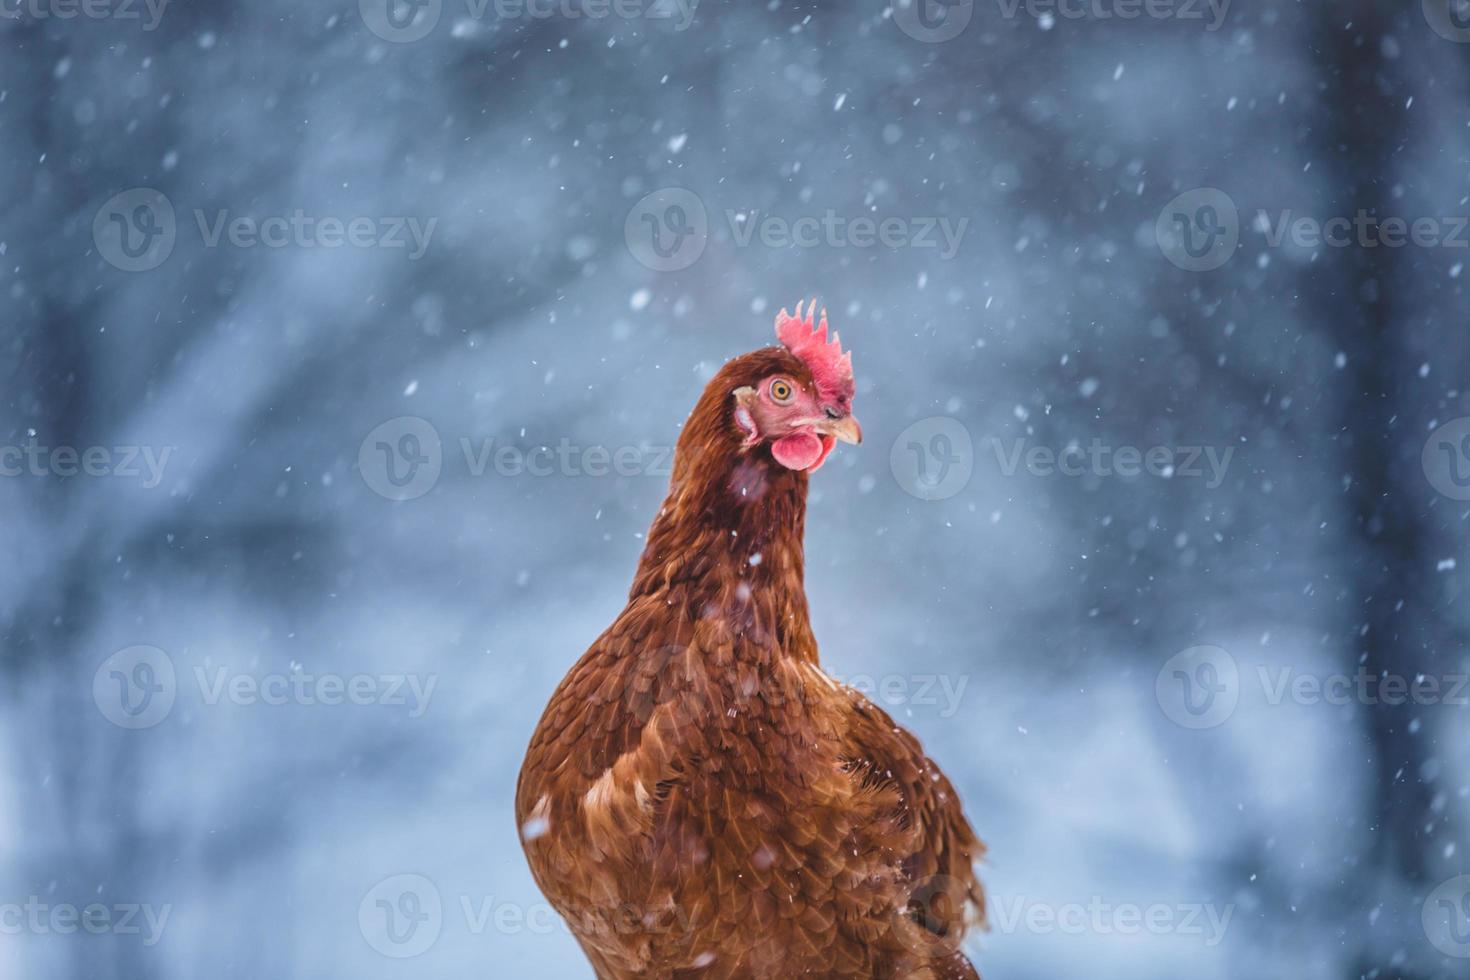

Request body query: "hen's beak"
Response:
[819, 414, 863, 446]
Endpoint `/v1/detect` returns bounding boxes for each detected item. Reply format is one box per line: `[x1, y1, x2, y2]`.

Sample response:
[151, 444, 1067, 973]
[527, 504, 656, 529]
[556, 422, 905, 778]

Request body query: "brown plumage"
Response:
[516, 308, 985, 978]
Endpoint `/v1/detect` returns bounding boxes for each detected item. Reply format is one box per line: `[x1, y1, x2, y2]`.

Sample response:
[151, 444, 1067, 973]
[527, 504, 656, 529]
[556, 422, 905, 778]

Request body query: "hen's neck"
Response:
[628, 421, 818, 663]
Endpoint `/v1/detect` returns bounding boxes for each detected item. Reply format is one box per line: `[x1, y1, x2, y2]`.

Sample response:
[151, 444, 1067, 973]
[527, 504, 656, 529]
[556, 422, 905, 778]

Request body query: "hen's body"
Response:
[517, 345, 984, 979]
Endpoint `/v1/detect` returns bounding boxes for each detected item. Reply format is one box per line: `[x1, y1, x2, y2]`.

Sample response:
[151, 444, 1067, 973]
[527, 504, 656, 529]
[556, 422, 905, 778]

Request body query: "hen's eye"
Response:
[769, 379, 794, 404]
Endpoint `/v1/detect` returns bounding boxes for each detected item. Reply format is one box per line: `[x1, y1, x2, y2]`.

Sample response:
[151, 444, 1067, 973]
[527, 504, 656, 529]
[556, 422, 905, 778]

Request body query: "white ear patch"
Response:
[731, 386, 760, 448]
[735, 406, 755, 436]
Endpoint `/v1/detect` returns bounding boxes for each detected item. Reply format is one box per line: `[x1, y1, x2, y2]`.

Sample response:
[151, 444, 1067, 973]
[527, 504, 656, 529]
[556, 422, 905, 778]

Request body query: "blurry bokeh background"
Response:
[4, 1, 1470, 977]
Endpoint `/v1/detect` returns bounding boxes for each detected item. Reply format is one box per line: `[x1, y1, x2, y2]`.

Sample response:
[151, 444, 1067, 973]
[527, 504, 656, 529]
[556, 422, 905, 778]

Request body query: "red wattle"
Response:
[771, 432, 824, 470]
[808, 434, 837, 472]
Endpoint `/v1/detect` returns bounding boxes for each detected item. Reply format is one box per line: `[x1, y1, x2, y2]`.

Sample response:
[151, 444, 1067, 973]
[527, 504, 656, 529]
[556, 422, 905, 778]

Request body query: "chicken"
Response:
[515, 302, 985, 979]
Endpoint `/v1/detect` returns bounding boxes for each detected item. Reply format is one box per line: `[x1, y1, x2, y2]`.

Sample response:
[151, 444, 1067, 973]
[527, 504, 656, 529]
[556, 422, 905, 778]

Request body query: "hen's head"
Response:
[725, 301, 862, 473]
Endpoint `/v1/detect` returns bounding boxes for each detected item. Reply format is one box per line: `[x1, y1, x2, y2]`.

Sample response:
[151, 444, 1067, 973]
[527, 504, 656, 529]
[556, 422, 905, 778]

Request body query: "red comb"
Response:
[774, 300, 854, 404]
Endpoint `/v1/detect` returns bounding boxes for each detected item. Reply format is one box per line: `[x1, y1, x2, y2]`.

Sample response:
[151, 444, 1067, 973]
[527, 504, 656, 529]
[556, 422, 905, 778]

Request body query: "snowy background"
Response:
[4, 1, 1470, 978]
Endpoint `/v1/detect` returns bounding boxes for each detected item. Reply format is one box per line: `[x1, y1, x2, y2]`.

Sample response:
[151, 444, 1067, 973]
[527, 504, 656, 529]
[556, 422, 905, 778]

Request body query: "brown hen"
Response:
[516, 304, 985, 979]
